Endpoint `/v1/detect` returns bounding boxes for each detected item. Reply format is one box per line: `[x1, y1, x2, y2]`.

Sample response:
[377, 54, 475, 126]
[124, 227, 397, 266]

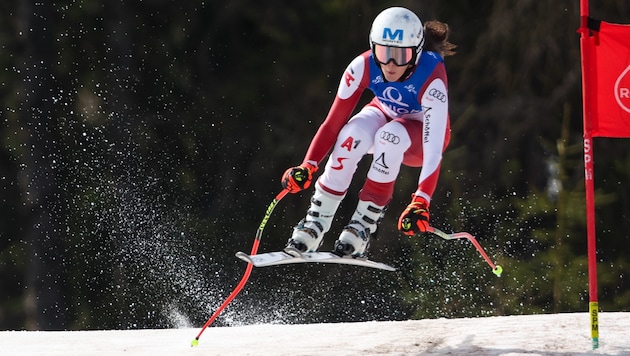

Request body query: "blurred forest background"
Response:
[1, 0, 629, 331]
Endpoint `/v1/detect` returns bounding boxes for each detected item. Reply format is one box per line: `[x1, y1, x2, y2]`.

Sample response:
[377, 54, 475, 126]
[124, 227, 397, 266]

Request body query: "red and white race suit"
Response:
[302, 50, 450, 206]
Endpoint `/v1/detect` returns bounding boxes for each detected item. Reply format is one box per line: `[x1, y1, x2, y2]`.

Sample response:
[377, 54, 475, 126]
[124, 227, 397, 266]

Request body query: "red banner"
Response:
[586, 21, 630, 137]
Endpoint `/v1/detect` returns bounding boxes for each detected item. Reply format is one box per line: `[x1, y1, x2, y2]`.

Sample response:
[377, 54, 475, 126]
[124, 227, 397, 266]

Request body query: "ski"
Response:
[235, 247, 396, 271]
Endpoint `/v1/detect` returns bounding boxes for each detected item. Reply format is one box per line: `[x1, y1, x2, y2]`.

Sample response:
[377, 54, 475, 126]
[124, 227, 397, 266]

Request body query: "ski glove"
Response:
[398, 195, 430, 235]
[281, 162, 317, 193]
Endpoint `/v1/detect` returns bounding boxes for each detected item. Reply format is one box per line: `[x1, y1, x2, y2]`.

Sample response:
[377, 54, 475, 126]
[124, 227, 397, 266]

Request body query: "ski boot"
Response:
[286, 185, 342, 253]
[333, 200, 385, 257]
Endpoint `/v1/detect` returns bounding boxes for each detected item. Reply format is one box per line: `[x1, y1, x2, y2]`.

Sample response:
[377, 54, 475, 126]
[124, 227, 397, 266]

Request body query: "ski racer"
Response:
[281, 6, 456, 257]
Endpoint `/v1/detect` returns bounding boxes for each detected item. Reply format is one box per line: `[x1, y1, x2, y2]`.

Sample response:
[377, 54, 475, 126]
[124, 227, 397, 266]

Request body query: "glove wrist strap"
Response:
[410, 194, 429, 207]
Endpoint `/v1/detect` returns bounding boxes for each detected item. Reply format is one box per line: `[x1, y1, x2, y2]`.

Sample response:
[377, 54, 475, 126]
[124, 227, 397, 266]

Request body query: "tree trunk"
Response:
[18, 0, 68, 330]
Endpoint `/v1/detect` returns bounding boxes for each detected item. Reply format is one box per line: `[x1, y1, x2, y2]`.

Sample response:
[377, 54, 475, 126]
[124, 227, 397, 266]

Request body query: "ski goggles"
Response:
[373, 44, 415, 66]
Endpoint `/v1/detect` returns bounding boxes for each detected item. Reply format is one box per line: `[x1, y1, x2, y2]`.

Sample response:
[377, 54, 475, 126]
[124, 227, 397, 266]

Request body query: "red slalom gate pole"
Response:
[191, 189, 289, 346]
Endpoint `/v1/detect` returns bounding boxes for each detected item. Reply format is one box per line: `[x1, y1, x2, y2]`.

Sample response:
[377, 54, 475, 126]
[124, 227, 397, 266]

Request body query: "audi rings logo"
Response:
[380, 131, 400, 144]
[428, 88, 446, 103]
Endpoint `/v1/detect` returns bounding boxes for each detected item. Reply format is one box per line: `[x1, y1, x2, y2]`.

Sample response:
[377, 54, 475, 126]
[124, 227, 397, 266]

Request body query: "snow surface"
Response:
[1, 312, 628, 355]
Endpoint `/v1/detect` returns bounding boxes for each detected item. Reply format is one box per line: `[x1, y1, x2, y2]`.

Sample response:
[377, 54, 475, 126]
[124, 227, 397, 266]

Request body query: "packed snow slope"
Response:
[1, 312, 628, 355]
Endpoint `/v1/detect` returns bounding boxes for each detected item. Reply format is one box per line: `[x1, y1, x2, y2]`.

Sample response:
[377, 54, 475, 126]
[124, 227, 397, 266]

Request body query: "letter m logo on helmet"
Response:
[382, 27, 403, 42]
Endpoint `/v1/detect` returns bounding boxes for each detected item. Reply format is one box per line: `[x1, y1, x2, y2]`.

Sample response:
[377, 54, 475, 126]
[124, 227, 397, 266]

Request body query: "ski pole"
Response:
[426, 226, 503, 277]
[191, 189, 289, 347]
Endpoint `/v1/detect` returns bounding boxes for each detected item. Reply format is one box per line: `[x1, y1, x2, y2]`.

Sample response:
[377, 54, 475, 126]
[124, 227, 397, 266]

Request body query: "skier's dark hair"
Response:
[423, 20, 456, 57]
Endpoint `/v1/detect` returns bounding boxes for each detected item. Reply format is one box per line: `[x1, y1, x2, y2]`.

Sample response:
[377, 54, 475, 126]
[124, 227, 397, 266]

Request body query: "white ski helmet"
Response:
[369, 7, 424, 66]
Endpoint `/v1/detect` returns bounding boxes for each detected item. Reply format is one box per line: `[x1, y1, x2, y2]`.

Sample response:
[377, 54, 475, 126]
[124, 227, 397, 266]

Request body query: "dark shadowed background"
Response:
[1, 0, 628, 330]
